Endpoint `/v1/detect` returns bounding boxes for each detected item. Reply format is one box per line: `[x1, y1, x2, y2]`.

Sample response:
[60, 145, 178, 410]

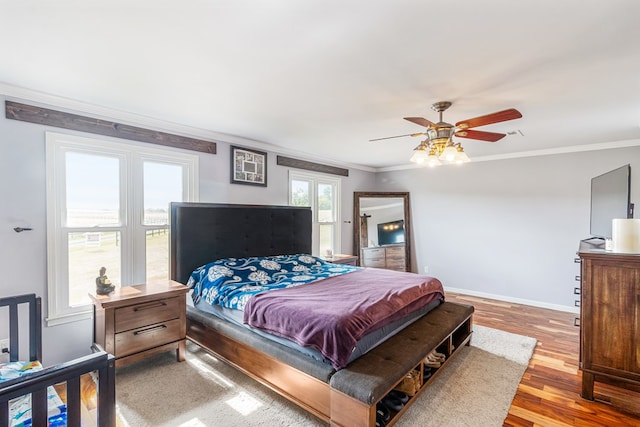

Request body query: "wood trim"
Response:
[5, 100, 216, 154]
[277, 155, 349, 176]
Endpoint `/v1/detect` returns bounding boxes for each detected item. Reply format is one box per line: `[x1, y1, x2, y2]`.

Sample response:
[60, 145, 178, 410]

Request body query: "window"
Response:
[288, 171, 341, 256]
[46, 132, 198, 325]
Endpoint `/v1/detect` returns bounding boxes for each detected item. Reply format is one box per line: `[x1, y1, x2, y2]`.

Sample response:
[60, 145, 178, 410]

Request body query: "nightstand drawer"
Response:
[90, 280, 188, 367]
[115, 296, 181, 333]
[115, 318, 183, 357]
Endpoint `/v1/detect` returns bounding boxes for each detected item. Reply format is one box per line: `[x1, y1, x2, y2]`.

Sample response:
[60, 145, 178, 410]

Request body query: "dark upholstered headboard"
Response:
[169, 202, 312, 285]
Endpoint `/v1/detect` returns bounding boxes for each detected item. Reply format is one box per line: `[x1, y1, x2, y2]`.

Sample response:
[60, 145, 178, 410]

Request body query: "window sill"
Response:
[46, 308, 92, 327]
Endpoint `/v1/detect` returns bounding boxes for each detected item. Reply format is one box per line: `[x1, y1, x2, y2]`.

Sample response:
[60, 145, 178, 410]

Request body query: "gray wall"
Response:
[2, 92, 639, 363]
[0, 95, 373, 364]
[376, 146, 640, 310]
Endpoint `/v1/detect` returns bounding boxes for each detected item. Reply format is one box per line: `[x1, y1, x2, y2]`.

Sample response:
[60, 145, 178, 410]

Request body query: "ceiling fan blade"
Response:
[369, 132, 426, 142]
[404, 117, 435, 128]
[455, 108, 522, 129]
[455, 129, 506, 142]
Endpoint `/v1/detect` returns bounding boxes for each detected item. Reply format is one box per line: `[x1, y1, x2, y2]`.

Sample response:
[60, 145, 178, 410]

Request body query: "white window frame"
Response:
[288, 170, 341, 256]
[45, 132, 199, 325]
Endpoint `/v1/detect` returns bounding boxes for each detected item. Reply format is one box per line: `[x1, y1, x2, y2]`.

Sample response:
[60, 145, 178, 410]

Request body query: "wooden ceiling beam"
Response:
[5, 100, 216, 154]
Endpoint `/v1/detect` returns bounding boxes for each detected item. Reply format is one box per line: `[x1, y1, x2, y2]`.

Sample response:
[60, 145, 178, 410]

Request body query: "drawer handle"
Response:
[133, 301, 168, 312]
[134, 324, 167, 335]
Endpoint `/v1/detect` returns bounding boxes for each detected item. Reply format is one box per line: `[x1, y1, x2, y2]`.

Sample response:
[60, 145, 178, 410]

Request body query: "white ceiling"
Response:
[2, 0, 640, 170]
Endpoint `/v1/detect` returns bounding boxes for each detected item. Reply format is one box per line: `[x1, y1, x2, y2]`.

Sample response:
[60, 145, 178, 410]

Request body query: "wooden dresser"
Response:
[89, 280, 189, 367]
[578, 241, 640, 399]
[360, 244, 406, 271]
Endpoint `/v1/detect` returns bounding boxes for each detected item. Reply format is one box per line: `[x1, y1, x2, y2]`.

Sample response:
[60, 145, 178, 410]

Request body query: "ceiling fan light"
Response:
[410, 146, 428, 163]
[426, 149, 441, 167]
[440, 144, 458, 162]
[410, 153, 425, 164]
[455, 149, 470, 164]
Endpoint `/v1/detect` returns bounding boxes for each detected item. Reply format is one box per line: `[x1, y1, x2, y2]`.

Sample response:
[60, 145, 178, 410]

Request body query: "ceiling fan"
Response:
[371, 101, 522, 142]
[370, 101, 523, 165]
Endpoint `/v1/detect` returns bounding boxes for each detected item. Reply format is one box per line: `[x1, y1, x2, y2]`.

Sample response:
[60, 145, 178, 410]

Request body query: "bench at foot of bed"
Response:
[187, 301, 473, 427]
[329, 302, 473, 427]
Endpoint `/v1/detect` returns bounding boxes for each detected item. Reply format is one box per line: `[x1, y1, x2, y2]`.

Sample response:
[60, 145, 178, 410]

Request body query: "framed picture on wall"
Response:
[230, 146, 267, 186]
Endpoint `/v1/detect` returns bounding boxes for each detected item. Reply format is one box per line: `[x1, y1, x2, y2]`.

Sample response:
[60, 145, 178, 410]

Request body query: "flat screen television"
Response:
[590, 164, 632, 239]
[377, 219, 405, 246]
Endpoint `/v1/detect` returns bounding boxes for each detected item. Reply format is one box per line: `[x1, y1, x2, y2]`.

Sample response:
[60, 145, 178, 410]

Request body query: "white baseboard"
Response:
[445, 287, 580, 314]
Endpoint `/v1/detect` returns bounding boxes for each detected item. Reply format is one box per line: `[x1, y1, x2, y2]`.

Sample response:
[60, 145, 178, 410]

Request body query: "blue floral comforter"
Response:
[187, 254, 359, 311]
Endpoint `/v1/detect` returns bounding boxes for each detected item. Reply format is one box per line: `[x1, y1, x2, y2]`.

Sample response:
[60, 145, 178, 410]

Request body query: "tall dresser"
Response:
[578, 240, 640, 400]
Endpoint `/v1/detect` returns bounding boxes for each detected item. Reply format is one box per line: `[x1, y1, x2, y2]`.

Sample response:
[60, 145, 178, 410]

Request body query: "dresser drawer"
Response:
[365, 259, 386, 268]
[362, 248, 385, 260]
[115, 296, 181, 333]
[385, 246, 405, 257]
[386, 259, 406, 271]
[114, 318, 183, 357]
[361, 248, 386, 268]
[386, 246, 406, 271]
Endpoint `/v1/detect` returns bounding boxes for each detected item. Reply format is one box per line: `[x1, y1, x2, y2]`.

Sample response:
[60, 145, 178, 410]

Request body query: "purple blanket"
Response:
[243, 268, 444, 369]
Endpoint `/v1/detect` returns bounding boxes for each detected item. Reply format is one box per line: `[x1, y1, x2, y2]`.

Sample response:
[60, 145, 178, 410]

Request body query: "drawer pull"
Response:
[134, 301, 168, 312]
[133, 324, 167, 335]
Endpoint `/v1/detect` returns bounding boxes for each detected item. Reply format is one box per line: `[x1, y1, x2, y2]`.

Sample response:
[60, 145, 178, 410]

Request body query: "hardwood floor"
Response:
[446, 292, 640, 427]
[54, 374, 99, 427]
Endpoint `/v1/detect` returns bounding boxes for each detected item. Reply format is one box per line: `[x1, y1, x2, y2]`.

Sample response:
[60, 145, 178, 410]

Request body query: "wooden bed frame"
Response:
[0, 294, 116, 427]
[169, 202, 473, 426]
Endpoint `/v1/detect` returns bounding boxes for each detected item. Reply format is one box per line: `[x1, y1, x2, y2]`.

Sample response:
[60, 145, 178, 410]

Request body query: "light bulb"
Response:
[410, 148, 428, 163]
[426, 152, 441, 167]
[454, 149, 470, 164]
[440, 145, 458, 162]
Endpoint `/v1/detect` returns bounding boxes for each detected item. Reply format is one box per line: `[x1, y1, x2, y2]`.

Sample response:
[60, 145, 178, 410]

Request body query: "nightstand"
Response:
[322, 254, 358, 265]
[89, 280, 189, 367]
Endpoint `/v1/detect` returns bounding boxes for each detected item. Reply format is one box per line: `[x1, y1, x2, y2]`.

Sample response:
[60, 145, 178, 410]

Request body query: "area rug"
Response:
[114, 325, 536, 427]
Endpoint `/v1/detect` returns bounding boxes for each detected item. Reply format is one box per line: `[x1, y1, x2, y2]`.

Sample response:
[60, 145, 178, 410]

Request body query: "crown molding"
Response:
[376, 139, 640, 173]
[2, 82, 638, 175]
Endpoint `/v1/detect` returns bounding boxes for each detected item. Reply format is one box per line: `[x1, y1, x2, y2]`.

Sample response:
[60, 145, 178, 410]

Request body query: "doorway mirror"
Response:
[353, 192, 411, 272]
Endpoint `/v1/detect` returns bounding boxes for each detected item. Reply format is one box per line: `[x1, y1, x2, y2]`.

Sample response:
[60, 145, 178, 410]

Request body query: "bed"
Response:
[0, 294, 116, 427]
[170, 202, 473, 427]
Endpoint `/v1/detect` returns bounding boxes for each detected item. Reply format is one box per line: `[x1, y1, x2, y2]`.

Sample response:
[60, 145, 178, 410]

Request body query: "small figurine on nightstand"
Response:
[95, 266, 115, 295]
